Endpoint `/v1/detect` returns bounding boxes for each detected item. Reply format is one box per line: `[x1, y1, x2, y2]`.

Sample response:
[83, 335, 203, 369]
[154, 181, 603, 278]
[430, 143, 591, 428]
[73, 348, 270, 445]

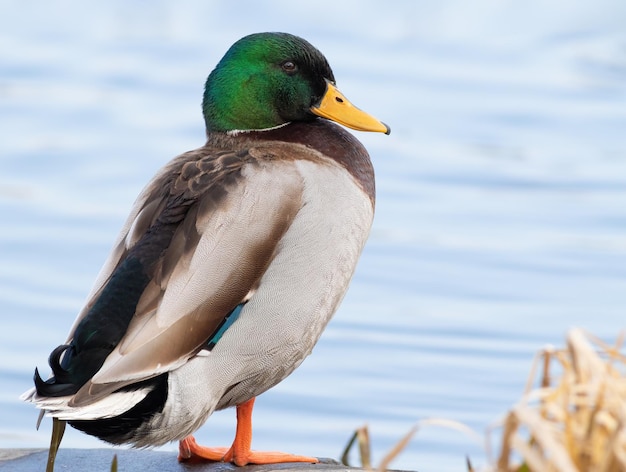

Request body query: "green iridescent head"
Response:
[203, 32, 390, 135]
[202, 32, 334, 132]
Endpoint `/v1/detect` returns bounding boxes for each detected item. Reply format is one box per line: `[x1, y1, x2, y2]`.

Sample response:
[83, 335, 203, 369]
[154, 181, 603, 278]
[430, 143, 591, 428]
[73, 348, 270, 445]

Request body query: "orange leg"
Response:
[178, 397, 319, 466]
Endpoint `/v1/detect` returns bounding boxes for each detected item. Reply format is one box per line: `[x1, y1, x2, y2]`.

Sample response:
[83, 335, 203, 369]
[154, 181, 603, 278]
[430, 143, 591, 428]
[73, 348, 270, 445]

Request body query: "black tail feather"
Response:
[34, 345, 80, 396]
[69, 374, 169, 444]
[34, 367, 77, 397]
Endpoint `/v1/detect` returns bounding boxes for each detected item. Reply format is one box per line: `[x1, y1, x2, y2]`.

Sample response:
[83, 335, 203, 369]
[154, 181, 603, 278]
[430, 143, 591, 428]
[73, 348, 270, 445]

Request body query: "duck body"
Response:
[22, 32, 388, 464]
[45, 120, 374, 446]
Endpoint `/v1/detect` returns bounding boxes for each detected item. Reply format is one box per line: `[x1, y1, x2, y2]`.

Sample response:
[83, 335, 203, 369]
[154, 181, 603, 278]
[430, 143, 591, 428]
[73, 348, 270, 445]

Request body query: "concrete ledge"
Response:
[0, 449, 368, 472]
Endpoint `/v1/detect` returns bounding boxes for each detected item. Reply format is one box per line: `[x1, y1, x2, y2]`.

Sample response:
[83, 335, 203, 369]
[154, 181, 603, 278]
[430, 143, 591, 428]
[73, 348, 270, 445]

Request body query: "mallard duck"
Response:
[22, 32, 389, 466]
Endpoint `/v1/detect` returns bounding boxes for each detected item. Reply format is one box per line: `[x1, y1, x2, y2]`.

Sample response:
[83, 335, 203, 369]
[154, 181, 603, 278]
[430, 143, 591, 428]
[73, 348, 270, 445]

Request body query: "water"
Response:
[2, 2, 626, 471]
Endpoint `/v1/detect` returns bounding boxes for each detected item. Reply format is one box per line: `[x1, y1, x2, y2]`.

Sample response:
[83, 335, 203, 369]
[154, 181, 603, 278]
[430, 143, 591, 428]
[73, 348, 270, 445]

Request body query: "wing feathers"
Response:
[65, 150, 304, 404]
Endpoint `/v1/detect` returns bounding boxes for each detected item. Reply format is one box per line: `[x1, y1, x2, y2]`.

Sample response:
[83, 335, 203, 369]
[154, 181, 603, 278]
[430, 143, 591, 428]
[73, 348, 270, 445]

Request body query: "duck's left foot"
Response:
[225, 398, 318, 465]
[223, 448, 319, 466]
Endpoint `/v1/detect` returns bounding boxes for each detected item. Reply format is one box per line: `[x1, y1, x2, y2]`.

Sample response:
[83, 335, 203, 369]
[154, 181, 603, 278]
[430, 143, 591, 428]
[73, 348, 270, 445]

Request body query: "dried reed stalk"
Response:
[493, 328, 626, 472]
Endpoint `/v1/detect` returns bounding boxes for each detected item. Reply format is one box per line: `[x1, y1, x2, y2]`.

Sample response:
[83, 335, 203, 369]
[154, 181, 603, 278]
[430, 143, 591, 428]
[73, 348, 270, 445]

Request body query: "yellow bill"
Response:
[311, 80, 390, 135]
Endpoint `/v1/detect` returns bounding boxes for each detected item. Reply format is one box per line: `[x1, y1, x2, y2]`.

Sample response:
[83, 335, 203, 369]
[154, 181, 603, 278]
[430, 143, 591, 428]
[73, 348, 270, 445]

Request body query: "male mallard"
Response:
[22, 32, 389, 466]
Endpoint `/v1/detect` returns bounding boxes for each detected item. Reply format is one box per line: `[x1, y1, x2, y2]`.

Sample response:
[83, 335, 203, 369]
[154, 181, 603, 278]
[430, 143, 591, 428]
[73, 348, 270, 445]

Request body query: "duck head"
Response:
[202, 32, 390, 135]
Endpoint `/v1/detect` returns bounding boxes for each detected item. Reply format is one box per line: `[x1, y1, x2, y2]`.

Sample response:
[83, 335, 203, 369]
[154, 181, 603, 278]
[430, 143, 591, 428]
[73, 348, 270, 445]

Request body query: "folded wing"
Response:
[37, 147, 304, 407]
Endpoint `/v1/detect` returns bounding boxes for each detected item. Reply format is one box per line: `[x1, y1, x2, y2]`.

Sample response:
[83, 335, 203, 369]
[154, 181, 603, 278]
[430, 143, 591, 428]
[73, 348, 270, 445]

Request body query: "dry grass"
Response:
[343, 328, 626, 472]
[490, 328, 626, 472]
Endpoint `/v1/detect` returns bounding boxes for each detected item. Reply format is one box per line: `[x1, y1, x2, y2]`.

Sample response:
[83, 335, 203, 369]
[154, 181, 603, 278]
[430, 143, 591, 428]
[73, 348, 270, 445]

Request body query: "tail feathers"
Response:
[22, 373, 169, 445]
[34, 367, 77, 397]
[21, 387, 151, 422]
[33, 344, 81, 397]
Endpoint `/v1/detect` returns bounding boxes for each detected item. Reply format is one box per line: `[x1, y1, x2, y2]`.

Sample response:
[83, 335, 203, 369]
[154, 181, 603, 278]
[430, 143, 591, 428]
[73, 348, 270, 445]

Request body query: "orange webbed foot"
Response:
[178, 435, 229, 462]
[223, 447, 319, 466]
[178, 435, 318, 466]
[178, 397, 318, 466]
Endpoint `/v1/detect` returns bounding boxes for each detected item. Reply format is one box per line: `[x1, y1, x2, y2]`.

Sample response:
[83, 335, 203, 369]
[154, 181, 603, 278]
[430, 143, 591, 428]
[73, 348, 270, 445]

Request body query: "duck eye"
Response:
[281, 61, 298, 74]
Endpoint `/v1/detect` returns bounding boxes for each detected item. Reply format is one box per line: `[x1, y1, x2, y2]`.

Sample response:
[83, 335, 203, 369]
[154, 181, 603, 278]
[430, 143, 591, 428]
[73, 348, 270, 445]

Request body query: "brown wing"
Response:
[69, 146, 304, 406]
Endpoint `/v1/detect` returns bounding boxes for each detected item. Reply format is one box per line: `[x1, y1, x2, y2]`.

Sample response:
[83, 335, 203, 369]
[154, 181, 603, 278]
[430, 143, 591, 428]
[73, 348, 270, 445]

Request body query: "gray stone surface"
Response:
[0, 449, 360, 472]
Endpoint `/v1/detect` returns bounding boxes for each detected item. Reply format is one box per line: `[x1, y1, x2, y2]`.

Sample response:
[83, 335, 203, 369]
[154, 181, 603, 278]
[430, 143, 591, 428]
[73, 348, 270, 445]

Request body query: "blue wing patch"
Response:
[205, 302, 245, 350]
